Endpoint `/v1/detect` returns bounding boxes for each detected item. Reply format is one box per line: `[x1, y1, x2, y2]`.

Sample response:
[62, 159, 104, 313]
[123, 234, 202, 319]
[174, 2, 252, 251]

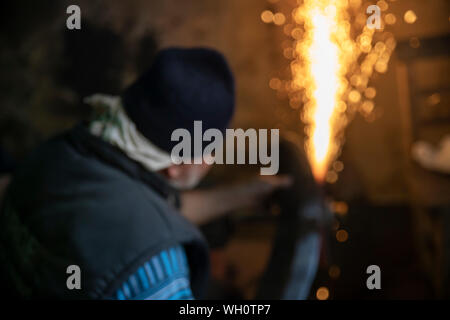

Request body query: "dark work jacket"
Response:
[0, 124, 209, 299]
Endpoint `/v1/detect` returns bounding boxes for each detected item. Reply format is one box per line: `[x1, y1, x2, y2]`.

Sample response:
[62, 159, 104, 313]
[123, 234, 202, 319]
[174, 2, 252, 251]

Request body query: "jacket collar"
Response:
[66, 123, 180, 207]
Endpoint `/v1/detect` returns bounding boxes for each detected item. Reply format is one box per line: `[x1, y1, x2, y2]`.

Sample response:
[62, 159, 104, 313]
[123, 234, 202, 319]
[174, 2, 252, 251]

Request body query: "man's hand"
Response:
[237, 175, 293, 208]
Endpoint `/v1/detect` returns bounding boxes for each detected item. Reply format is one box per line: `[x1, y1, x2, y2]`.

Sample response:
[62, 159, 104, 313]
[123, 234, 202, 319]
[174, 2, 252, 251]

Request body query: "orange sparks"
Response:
[286, 0, 395, 182]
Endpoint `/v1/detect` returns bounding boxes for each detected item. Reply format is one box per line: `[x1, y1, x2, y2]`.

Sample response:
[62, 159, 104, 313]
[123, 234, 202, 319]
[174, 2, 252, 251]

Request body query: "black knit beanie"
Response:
[122, 47, 235, 157]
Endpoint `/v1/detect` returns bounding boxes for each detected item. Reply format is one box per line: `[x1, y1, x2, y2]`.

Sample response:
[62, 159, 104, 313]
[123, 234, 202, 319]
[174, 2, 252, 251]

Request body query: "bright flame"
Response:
[306, 7, 340, 180]
[285, 0, 395, 182]
[292, 0, 354, 181]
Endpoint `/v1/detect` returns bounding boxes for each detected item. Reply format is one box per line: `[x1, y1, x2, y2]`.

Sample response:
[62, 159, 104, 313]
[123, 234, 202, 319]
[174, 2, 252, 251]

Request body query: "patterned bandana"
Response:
[84, 94, 173, 172]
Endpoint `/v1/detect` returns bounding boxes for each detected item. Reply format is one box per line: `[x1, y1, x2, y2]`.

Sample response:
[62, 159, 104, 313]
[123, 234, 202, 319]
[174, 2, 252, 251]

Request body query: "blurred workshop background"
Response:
[0, 0, 449, 299]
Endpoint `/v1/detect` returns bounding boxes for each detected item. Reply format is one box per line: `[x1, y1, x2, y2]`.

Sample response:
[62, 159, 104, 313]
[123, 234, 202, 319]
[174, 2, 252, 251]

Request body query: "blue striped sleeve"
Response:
[113, 245, 194, 300]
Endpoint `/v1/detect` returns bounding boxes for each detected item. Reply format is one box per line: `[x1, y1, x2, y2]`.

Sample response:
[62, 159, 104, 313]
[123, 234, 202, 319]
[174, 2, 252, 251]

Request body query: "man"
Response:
[0, 47, 291, 299]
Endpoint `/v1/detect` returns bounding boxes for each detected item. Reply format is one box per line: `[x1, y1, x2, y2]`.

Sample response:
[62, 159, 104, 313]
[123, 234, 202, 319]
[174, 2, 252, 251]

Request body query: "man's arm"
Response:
[180, 175, 292, 225]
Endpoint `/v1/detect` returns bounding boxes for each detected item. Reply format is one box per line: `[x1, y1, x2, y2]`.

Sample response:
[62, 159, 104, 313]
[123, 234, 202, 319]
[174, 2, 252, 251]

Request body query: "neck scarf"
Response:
[84, 94, 173, 172]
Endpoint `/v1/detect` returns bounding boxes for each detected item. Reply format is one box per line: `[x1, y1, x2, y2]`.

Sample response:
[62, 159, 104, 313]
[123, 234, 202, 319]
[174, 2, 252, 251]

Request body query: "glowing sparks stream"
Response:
[284, 0, 396, 182]
[264, 0, 396, 182]
[292, 0, 355, 182]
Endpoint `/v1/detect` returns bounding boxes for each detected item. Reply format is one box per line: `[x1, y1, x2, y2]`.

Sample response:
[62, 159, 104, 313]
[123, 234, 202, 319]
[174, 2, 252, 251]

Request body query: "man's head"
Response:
[121, 47, 235, 189]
